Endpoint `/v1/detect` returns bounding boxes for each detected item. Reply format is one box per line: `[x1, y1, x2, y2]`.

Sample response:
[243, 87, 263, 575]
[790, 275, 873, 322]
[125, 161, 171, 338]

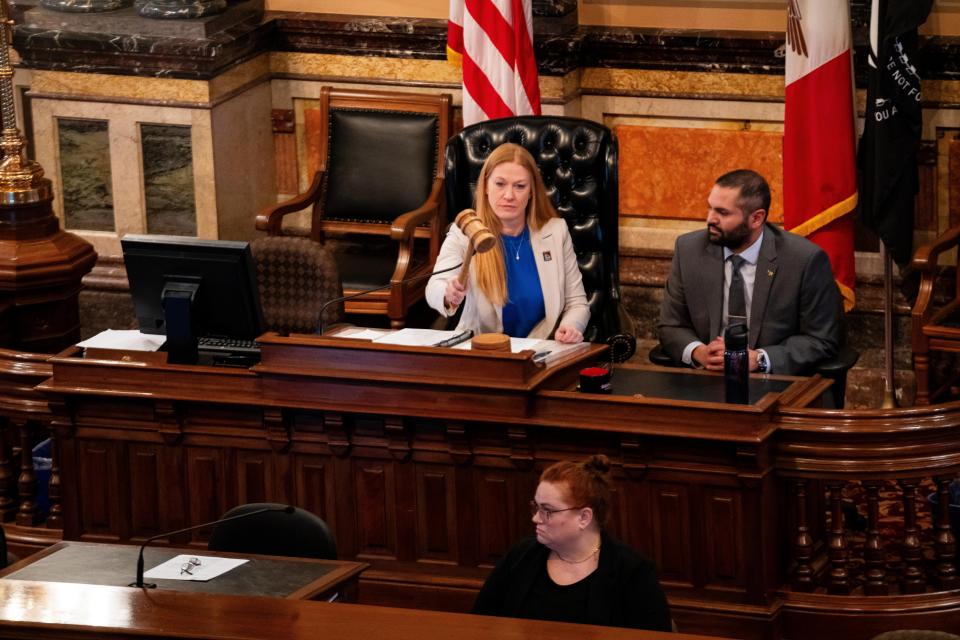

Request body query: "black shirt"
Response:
[473, 532, 671, 632]
[521, 562, 596, 624]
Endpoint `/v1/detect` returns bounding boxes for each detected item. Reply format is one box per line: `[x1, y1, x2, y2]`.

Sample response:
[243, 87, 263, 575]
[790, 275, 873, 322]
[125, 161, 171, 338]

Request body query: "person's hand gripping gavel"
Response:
[445, 209, 496, 309]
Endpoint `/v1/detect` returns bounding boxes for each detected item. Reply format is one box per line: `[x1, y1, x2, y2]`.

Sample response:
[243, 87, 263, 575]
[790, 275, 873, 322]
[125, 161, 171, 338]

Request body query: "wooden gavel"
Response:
[455, 209, 496, 285]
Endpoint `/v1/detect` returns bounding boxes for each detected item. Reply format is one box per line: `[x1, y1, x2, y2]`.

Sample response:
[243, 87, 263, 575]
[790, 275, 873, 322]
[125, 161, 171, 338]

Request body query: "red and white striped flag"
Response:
[783, 0, 858, 310]
[448, 0, 541, 127]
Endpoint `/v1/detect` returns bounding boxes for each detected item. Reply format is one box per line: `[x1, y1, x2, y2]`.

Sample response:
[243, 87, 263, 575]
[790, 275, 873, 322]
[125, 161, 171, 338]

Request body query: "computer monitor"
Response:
[121, 234, 263, 364]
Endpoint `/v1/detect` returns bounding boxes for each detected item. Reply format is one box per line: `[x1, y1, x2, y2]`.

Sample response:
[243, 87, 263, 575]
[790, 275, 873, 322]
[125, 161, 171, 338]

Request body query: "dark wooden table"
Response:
[0, 578, 723, 640]
[0, 541, 367, 602]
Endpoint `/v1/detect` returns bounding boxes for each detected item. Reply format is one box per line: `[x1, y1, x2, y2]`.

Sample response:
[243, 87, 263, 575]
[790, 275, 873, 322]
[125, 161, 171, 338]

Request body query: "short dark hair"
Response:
[715, 169, 771, 219]
[540, 454, 612, 528]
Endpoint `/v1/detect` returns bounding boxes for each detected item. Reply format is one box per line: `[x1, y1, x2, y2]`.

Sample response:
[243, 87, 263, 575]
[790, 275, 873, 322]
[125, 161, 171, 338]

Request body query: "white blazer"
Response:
[426, 217, 590, 339]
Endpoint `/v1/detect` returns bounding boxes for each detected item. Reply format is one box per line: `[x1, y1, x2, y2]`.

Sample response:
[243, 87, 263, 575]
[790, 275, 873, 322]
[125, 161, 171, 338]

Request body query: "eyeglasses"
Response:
[180, 557, 202, 576]
[529, 500, 584, 522]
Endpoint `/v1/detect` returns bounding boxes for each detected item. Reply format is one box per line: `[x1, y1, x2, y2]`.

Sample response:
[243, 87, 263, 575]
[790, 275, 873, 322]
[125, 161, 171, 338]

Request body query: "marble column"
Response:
[41, 0, 132, 11]
[137, 0, 226, 19]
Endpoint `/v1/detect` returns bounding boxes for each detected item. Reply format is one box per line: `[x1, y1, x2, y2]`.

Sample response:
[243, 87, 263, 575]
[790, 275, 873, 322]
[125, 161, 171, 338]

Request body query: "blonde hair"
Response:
[472, 143, 558, 306]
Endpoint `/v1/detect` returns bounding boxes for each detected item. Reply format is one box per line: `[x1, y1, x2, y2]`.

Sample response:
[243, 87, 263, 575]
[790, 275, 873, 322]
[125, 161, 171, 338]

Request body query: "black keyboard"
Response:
[197, 337, 261, 356]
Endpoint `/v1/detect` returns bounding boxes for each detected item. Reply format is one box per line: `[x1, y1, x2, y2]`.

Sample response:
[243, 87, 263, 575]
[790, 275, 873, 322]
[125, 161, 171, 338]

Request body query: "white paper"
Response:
[142, 554, 248, 582]
[373, 328, 460, 347]
[77, 329, 166, 352]
[335, 328, 391, 341]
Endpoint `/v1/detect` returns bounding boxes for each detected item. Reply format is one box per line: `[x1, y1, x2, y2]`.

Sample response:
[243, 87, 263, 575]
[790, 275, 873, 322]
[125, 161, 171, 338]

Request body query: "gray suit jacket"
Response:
[658, 223, 840, 375]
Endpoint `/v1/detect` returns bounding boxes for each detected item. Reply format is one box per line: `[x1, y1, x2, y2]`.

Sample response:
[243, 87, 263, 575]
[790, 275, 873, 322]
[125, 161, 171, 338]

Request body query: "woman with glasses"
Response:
[472, 454, 671, 631]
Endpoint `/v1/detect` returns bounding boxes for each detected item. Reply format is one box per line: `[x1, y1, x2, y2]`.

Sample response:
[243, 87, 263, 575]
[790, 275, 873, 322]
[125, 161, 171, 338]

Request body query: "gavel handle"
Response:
[457, 244, 477, 285]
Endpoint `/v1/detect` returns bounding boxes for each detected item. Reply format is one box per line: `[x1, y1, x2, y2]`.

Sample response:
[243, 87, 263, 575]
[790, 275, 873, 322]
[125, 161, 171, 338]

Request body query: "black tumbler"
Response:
[724, 323, 749, 404]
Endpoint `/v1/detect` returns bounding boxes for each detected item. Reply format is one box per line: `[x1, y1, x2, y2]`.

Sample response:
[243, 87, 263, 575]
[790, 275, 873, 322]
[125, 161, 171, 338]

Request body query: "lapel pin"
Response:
[543, 251, 552, 261]
[767, 269, 775, 277]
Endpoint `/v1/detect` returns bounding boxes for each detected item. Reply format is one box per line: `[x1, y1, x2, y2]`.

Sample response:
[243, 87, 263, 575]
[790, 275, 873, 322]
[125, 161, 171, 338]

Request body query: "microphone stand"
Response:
[130, 504, 295, 589]
[316, 262, 463, 335]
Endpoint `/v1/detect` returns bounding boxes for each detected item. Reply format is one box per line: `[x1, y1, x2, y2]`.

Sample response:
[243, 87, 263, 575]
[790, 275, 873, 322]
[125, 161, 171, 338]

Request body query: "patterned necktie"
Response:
[728, 254, 747, 324]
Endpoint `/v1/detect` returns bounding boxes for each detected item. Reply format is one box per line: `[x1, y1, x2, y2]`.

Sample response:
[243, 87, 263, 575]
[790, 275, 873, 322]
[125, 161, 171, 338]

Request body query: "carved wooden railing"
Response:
[0, 347, 61, 552]
[776, 404, 960, 605]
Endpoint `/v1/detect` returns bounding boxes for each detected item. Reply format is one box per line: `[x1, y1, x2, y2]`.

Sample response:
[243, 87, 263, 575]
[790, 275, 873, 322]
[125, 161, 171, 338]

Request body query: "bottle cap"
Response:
[724, 323, 748, 351]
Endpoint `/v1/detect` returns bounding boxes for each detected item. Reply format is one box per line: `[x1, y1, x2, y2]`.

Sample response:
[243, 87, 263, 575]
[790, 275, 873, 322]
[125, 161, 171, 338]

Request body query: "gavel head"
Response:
[455, 209, 497, 254]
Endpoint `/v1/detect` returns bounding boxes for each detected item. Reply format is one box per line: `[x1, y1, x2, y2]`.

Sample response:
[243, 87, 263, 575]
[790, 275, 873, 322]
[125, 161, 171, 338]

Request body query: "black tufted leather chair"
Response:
[257, 87, 452, 328]
[444, 116, 635, 357]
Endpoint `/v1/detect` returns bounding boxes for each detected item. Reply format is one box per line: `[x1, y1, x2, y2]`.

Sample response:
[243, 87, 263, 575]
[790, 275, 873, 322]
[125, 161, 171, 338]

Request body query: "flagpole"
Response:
[881, 241, 897, 408]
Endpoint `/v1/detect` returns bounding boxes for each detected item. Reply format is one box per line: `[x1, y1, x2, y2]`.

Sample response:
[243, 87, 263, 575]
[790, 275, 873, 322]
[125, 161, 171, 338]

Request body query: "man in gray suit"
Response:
[658, 169, 840, 376]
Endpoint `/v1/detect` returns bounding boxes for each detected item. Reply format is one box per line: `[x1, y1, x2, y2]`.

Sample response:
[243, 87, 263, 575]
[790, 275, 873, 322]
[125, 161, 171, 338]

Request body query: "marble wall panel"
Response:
[142, 124, 197, 236]
[210, 81, 275, 241]
[616, 124, 784, 223]
[57, 118, 114, 232]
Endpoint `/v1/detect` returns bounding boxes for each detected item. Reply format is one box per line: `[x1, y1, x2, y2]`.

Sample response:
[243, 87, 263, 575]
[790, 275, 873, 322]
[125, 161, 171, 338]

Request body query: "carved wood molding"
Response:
[619, 435, 649, 479]
[446, 422, 472, 465]
[325, 412, 350, 457]
[384, 417, 410, 462]
[264, 408, 291, 453]
[507, 426, 534, 470]
[153, 401, 183, 446]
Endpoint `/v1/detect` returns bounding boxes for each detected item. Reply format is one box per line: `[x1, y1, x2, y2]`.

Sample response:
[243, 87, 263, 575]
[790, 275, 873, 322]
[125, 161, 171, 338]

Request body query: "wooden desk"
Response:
[0, 541, 367, 602]
[0, 579, 722, 640]
[33, 334, 953, 640]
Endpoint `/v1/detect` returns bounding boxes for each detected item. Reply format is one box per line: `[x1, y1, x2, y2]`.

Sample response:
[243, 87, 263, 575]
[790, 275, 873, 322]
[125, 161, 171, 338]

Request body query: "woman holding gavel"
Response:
[472, 455, 672, 631]
[425, 143, 589, 343]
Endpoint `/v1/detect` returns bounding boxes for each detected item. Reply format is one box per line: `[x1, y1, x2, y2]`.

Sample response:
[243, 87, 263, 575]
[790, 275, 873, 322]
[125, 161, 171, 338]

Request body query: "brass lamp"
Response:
[0, 0, 96, 352]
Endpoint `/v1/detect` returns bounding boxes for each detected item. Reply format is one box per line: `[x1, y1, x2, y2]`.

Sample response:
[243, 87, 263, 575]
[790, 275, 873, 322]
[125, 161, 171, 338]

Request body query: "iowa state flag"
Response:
[448, 0, 541, 126]
[783, 0, 858, 311]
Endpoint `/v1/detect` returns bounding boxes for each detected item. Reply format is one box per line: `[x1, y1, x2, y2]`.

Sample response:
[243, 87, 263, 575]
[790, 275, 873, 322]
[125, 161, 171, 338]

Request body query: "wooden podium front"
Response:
[37, 333, 831, 640]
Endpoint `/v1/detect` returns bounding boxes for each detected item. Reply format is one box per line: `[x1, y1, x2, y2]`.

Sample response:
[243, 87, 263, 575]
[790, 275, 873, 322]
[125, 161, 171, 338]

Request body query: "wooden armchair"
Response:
[911, 224, 960, 404]
[256, 87, 452, 328]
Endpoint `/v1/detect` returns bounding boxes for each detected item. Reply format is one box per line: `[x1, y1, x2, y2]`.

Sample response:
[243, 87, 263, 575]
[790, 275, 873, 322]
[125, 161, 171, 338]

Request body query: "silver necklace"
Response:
[506, 228, 526, 261]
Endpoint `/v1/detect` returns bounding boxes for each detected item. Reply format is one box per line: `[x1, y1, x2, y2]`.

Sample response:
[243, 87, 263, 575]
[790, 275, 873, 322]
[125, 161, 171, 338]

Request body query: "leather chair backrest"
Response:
[208, 502, 337, 560]
[444, 116, 622, 341]
[324, 110, 439, 223]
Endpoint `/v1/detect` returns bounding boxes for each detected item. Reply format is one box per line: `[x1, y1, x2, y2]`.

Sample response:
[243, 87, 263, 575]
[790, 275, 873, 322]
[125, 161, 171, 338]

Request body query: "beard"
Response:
[708, 217, 751, 249]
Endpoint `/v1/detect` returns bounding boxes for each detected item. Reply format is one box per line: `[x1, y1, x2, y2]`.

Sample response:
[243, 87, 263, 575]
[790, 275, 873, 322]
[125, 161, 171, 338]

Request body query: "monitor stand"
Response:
[161, 281, 200, 365]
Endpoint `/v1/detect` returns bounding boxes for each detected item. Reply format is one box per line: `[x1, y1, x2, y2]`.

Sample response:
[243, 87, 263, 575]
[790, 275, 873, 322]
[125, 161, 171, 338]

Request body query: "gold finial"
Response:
[0, 0, 50, 203]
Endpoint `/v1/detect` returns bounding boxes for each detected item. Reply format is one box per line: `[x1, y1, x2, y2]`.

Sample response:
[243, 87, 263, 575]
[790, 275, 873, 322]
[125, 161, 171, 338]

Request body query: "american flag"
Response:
[448, 0, 541, 126]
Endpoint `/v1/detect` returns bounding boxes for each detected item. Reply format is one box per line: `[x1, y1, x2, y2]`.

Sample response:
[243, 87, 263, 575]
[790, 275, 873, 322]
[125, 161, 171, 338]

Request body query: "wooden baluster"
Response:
[827, 481, 850, 594]
[15, 420, 39, 526]
[793, 479, 815, 591]
[932, 476, 958, 589]
[46, 430, 63, 529]
[0, 418, 17, 521]
[898, 478, 926, 594]
[863, 482, 888, 595]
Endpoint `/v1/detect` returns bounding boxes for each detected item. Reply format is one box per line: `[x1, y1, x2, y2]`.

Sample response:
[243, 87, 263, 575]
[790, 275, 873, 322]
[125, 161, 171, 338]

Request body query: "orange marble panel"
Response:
[616, 125, 783, 223]
[303, 106, 323, 185]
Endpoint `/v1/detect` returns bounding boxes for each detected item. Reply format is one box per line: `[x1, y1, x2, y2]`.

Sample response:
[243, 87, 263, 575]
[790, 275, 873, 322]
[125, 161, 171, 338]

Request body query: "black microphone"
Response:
[130, 504, 295, 589]
[316, 261, 463, 335]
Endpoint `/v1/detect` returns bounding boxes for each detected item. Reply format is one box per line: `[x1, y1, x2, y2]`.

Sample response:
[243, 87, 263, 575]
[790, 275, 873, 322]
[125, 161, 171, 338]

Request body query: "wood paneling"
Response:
[76, 440, 120, 540]
[355, 460, 397, 559]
